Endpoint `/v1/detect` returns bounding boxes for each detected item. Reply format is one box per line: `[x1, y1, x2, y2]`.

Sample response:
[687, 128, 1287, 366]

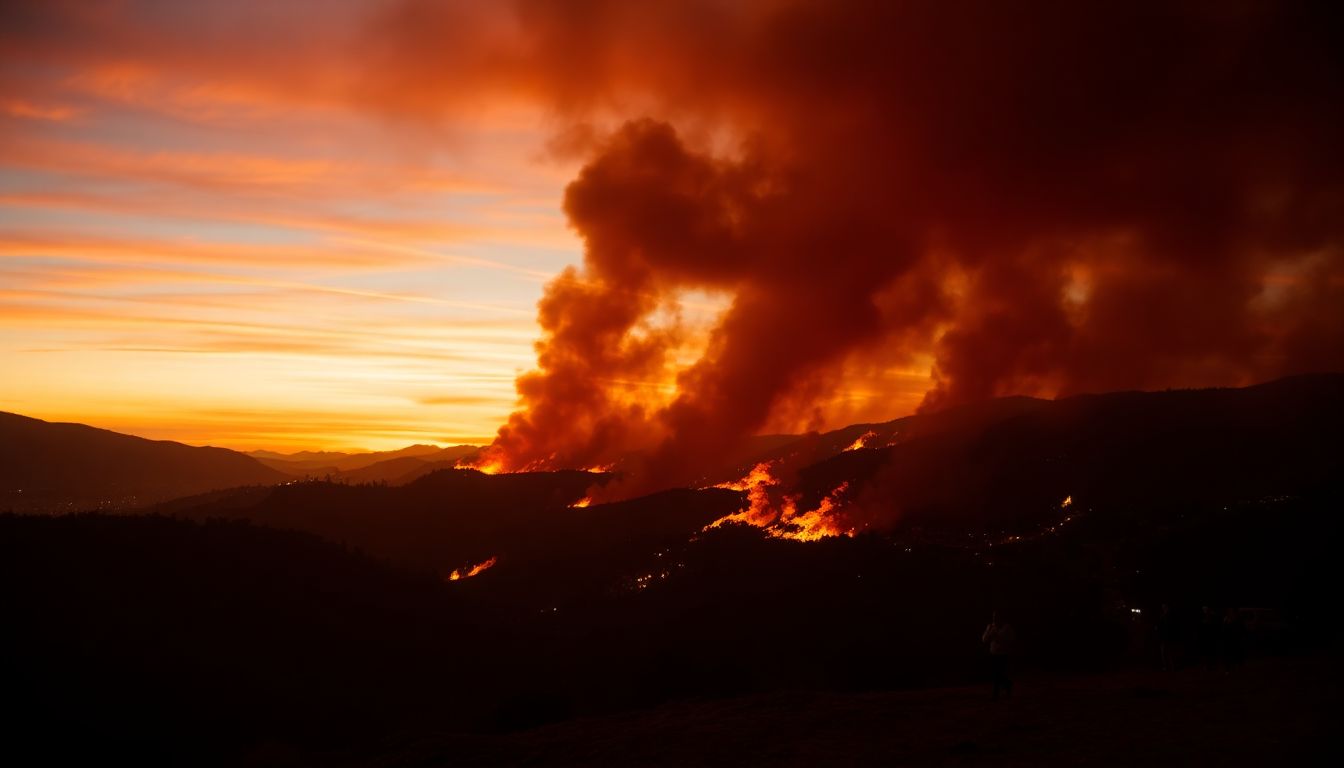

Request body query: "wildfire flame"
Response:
[457, 450, 593, 476]
[706, 462, 854, 541]
[457, 454, 505, 474]
[1061, 495, 1073, 508]
[447, 556, 497, 581]
[844, 431, 878, 452]
[569, 496, 592, 508]
[772, 482, 851, 541]
[712, 462, 776, 492]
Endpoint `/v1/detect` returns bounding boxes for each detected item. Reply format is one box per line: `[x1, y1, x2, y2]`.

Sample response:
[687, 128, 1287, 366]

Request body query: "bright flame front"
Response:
[705, 462, 855, 541]
[844, 431, 878, 451]
[447, 556, 497, 581]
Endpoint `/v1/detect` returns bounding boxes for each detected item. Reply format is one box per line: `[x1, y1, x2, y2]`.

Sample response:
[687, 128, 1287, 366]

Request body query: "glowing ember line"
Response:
[844, 431, 878, 451]
[447, 556, 497, 581]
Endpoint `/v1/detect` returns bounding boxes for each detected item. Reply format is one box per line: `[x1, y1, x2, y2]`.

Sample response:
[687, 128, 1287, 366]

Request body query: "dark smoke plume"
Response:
[376, 0, 1344, 492]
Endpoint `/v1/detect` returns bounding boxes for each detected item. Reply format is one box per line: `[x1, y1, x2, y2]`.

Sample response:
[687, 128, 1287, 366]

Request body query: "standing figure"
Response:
[1156, 603, 1178, 671]
[983, 611, 1016, 700]
[1221, 607, 1245, 672]
[1198, 606, 1221, 671]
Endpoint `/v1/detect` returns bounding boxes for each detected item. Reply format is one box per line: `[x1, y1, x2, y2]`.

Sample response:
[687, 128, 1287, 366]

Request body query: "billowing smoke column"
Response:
[434, 0, 1343, 492]
[478, 119, 920, 487]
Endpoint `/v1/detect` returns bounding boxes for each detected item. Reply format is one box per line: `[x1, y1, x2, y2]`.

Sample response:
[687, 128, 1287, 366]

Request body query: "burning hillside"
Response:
[705, 462, 857, 542]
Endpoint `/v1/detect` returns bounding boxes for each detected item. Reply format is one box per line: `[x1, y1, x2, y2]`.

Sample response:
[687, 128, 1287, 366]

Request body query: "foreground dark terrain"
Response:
[3, 376, 1342, 764]
[369, 656, 1340, 767]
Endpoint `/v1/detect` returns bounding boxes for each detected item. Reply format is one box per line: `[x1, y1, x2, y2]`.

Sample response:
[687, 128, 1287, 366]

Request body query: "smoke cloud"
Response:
[375, 0, 1344, 492]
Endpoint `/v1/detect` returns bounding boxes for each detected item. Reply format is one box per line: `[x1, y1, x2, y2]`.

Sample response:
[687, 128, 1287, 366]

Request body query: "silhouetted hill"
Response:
[0, 513, 487, 764]
[792, 373, 1344, 534]
[9, 375, 1343, 762]
[700, 396, 1054, 487]
[250, 444, 479, 475]
[7, 490, 1339, 763]
[0, 412, 286, 511]
[147, 374, 1344, 606]
[155, 469, 741, 604]
[336, 454, 441, 484]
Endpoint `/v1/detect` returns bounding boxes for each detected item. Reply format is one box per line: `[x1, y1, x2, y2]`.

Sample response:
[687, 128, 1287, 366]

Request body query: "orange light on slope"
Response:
[772, 482, 851, 541]
[704, 463, 854, 541]
[447, 556, 497, 581]
[844, 431, 878, 451]
[458, 455, 505, 474]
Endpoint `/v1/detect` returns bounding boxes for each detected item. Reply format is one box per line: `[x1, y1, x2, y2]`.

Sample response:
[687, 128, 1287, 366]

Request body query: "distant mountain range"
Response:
[5, 373, 1340, 517]
[146, 374, 1343, 584]
[0, 412, 481, 511]
[0, 412, 288, 511]
[246, 443, 481, 484]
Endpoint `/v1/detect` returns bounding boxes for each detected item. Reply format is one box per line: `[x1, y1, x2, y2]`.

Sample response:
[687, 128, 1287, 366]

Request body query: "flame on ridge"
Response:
[705, 462, 855, 541]
[447, 556, 497, 581]
[457, 455, 505, 474]
[844, 431, 878, 452]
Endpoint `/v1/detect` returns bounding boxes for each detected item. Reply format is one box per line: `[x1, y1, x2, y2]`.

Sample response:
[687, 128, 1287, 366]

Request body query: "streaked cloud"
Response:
[0, 2, 596, 449]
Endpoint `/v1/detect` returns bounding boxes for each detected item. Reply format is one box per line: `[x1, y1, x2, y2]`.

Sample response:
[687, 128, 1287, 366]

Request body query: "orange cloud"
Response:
[1, 98, 81, 121]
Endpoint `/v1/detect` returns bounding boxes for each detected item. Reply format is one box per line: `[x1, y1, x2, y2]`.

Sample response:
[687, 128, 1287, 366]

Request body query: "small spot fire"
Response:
[446, 556, 497, 581]
[843, 431, 878, 452]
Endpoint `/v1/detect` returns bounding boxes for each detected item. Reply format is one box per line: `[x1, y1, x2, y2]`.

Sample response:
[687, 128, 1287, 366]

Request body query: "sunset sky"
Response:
[1, 2, 598, 450]
[2, 1, 1340, 460]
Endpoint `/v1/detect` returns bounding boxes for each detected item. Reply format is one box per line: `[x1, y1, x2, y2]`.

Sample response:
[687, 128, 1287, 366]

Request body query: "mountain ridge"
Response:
[0, 411, 287, 511]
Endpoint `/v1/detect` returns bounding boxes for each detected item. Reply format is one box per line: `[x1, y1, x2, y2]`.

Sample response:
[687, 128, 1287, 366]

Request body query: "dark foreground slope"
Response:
[0, 514, 502, 765]
[4, 490, 1340, 765]
[384, 657, 1340, 768]
[0, 412, 286, 510]
[6, 376, 1343, 764]
[790, 374, 1344, 533]
[153, 470, 742, 601]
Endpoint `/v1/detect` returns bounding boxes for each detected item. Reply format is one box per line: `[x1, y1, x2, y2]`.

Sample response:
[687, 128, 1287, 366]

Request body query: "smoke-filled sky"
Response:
[2, 1, 1341, 460]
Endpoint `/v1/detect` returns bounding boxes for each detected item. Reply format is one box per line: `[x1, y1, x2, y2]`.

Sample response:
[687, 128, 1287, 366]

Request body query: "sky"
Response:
[0, 1, 590, 450]
[2, 1, 1340, 465]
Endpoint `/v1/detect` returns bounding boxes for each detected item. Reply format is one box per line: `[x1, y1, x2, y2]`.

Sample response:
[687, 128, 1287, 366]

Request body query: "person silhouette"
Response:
[1198, 605, 1220, 671]
[983, 610, 1016, 700]
[1221, 607, 1245, 672]
[1156, 603, 1178, 671]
